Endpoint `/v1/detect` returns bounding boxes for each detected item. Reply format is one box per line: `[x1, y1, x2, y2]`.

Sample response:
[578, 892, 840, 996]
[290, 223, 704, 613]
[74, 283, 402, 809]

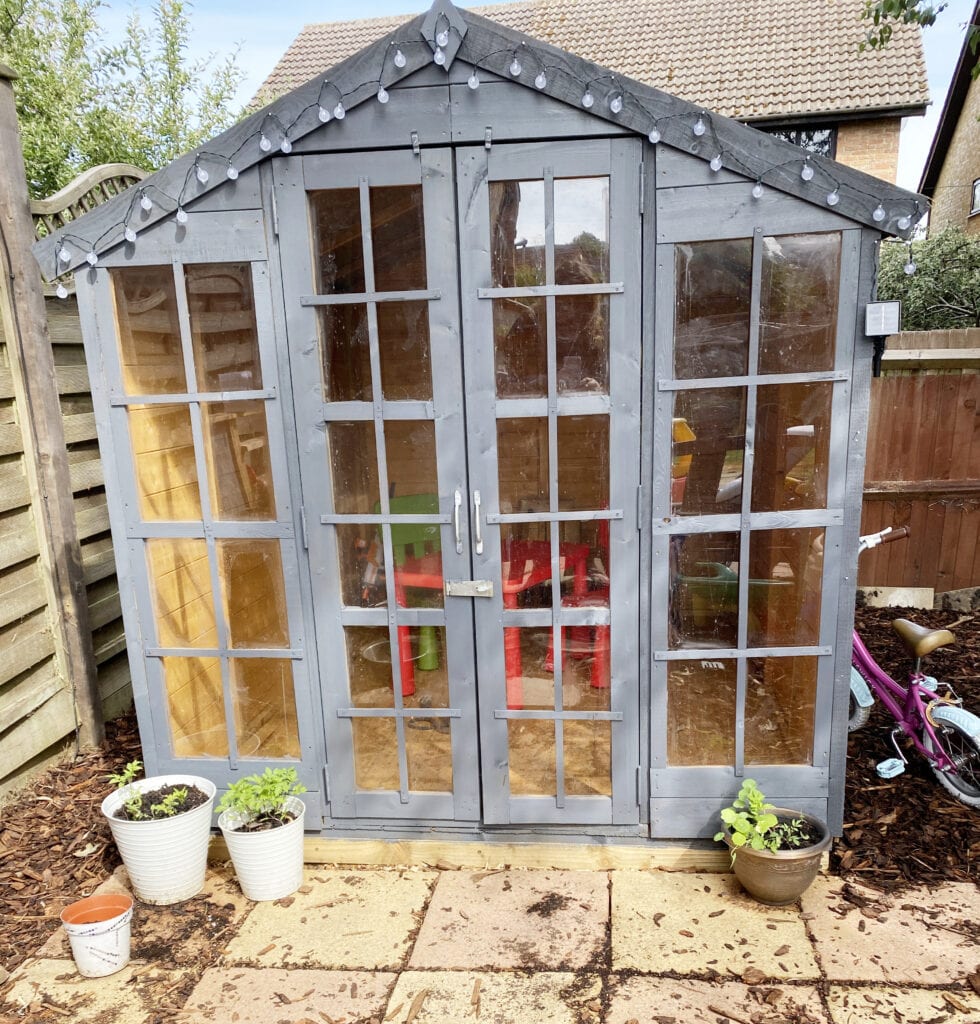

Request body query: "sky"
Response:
[95, 0, 975, 192]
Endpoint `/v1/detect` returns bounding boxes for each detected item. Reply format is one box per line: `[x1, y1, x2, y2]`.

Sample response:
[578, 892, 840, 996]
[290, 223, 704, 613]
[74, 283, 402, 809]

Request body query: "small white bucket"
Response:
[60, 893, 133, 978]
[219, 796, 305, 901]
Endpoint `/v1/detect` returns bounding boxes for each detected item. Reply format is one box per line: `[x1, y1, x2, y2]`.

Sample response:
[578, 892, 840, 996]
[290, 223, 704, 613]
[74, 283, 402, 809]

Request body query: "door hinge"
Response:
[300, 506, 309, 550]
[270, 185, 280, 237]
[639, 164, 644, 216]
[636, 765, 642, 804]
[636, 485, 644, 530]
[322, 765, 331, 803]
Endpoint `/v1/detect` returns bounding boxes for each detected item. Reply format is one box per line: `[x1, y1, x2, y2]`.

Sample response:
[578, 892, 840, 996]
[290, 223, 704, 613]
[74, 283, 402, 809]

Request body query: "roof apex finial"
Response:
[421, 0, 467, 71]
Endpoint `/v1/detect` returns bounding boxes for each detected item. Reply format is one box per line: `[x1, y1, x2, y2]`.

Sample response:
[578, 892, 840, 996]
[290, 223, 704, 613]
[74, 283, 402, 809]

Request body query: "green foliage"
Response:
[218, 768, 306, 828]
[107, 759, 143, 790]
[150, 787, 188, 818]
[0, 0, 243, 198]
[713, 779, 811, 857]
[860, 1, 979, 78]
[878, 228, 980, 330]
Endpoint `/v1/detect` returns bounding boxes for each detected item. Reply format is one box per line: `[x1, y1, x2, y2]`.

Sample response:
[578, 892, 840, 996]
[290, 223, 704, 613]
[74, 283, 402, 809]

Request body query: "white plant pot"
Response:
[218, 795, 305, 901]
[100, 774, 216, 905]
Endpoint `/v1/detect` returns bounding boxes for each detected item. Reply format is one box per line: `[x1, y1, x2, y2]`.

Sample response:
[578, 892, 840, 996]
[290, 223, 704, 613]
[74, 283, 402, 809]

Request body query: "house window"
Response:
[971, 179, 980, 216]
[758, 126, 837, 158]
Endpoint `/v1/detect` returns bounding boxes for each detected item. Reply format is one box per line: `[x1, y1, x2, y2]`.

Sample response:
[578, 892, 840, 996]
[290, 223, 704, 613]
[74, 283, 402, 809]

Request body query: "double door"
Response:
[276, 139, 641, 826]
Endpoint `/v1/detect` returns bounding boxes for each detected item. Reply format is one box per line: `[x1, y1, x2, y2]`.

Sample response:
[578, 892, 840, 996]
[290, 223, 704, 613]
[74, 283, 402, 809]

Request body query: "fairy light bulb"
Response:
[467, 69, 480, 90]
[433, 46, 446, 65]
[801, 159, 814, 182]
[872, 203, 886, 223]
[393, 49, 407, 68]
[826, 188, 840, 207]
[333, 101, 346, 120]
[57, 244, 70, 265]
[175, 206, 188, 225]
[140, 192, 153, 212]
[709, 154, 723, 172]
[318, 104, 331, 122]
[581, 88, 594, 108]
[124, 225, 137, 243]
[195, 164, 209, 185]
[436, 27, 449, 47]
[280, 137, 292, 154]
[226, 164, 239, 181]
[509, 56, 522, 76]
[648, 127, 661, 144]
[377, 84, 389, 103]
[904, 257, 917, 276]
[85, 250, 98, 266]
[692, 115, 706, 137]
[609, 93, 623, 114]
[534, 71, 547, 90]
[897, 214, 912, 231]
[752, 180, 764, 199]
[56, 282, 69, 299]
[259, 132, 272, 152]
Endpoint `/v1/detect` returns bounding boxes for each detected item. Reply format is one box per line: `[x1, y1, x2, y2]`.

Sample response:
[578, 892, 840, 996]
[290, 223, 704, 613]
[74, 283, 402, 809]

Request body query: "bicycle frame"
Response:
[851, 629, 957, 773]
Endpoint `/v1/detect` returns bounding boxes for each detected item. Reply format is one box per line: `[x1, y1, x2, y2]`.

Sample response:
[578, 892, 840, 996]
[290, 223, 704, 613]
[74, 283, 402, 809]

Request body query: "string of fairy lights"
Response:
[47, 14, 924, 294]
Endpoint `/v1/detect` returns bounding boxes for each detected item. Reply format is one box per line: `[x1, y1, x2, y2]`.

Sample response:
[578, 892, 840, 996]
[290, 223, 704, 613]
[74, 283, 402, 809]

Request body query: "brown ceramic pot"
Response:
[722, 809, 832, 906]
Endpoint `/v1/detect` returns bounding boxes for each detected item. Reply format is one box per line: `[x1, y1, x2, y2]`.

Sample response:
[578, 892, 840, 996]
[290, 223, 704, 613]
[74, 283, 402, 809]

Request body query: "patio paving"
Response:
[3, 862, 979, 1024]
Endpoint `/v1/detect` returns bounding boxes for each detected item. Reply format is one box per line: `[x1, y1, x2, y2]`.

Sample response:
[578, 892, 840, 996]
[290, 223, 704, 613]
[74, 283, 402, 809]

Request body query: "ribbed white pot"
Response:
[100, 775, 216, 905]
[218, 795, 305, 901]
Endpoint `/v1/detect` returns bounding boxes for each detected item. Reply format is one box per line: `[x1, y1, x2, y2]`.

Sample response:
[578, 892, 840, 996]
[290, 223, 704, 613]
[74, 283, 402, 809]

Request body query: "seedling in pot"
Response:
[106, 759, 208, 821]
[218, 768, 307, 832]
[714, 778, 815, 859]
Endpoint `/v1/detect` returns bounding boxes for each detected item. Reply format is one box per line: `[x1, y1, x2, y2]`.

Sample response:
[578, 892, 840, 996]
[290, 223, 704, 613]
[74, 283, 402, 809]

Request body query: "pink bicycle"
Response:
[849, 527, 980, 809]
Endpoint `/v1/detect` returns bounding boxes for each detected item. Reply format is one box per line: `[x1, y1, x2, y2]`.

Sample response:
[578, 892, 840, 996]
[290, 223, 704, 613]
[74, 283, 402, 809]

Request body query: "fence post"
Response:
[0, 63, 103, 747]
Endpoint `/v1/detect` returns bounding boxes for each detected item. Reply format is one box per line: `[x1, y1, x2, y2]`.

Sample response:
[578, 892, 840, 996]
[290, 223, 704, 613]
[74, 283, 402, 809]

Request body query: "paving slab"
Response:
[384, 970, 602, 1024]
[224, 867, 436, 970]
[826, 984, 980, 1023]
[408, 869, 608, 970]
[607, 975, 830, 1024]
[1, 958, 180, 1023]
[182, 966, 396, 1022]
[612, 870, 820, 980]
[801, 877, 980, 984]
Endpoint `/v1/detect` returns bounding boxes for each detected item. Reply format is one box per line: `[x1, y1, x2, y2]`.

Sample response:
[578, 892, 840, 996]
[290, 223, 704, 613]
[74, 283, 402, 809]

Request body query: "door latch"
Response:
[445, 579, 494, 598]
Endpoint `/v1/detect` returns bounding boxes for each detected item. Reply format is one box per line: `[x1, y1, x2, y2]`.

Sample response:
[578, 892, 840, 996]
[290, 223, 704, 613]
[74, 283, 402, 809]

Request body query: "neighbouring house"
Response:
[919, 0, 980, 234]
[33, 0, 926, 845]
[258, 0, 930, 184]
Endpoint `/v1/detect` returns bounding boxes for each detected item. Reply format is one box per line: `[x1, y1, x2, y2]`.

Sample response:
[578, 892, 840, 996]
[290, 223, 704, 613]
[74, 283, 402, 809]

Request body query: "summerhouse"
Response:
[34, 0, 925, 843]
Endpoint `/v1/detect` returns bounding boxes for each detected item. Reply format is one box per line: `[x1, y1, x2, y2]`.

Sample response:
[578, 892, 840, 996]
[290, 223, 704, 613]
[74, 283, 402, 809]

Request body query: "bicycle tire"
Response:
[847, 691, 871, 733]
[922, 705, 980, 808]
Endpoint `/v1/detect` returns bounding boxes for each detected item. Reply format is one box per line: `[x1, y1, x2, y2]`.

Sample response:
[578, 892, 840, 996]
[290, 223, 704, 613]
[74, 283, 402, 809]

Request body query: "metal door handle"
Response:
[473, 490, 484, 555]
[453, 489, 463, 554]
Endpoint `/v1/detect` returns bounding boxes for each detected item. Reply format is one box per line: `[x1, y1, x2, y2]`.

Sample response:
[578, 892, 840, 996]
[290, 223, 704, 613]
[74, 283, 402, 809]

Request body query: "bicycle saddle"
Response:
[892, 618, 956, 658]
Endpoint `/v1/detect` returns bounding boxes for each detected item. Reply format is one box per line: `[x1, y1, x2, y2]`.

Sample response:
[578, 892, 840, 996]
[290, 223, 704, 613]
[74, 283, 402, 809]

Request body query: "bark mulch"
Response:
[0, 607, 977, 981]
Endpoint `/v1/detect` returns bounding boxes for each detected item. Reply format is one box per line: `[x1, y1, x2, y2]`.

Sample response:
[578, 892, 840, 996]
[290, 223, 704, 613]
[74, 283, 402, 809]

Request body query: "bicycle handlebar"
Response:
[858, 525, 910, 553]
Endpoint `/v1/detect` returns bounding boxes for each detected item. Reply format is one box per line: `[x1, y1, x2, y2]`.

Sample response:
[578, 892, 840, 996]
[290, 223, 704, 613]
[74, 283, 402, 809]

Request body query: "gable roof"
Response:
[33, 0, 928, 280]
[919, 0, 980, 197]
[258, 0, 929, 121]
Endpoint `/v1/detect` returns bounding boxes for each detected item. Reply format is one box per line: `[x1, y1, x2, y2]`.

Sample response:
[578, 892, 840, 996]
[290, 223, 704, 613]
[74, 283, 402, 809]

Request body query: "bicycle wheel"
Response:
[922, 705, 980, 808]
[847, 691, 871, 733]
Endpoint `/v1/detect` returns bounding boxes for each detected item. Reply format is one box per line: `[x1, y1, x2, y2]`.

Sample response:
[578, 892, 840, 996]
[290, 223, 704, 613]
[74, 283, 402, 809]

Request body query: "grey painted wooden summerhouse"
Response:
[35, 0, 926, 842]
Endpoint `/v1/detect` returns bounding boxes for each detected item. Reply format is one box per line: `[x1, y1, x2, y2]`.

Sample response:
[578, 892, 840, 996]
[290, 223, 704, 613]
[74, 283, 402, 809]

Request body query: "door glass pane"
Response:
[328, 421, 379, 515]
[669, 532, 740, 649]
[388, 502, 444, 611]
[203, 401, 276, 520]
[557, 623, 611, 709]
[347, 626, 396, 707]
[667, 660, 736, 765]
[759, 233, 841, 374]
[231, 658, 300, 759]
[559, 519, 608, 609]
[112, 266, 186, 395]
[218, 540, 289, 649]
[163, 656, 227, 758]
[311, 188, 364, 294]
[405, 627, 452, 793]
[558, 415, 608, 511]
[501, 527, 552, 611]
[748, 528, 825, 647]
[494, 297, 546, 398]
[508, 720, 555, 795]
[498, 417, 549, 513]
[490, 180, 545, 287]
[752, 382, 832, 512]
[130, 404, 201, 521]
[565, 721, 611, 796]
[320, 305, 371, 403]
[371, 185, 427, 291]
[746, 657, 817, 764]
[354, 718, 398, 790]
[147, 538, 216, 648]
[185, 263, 262, 392]
[674, 240, 751, 379]
[503, 627, 554, 707]
[555, 177, 609, 283]
[556, 294, 608, 394]
[335, 524, 387, 608]
[672, 388, 746, 515]
[378, 301, 432, 401]
[385, 420, 438, 504]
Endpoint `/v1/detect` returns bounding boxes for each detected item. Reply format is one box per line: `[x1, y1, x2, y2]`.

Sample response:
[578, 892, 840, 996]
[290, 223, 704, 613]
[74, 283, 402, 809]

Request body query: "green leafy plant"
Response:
[218, 768, 306, 832]
[106, 759, 199, 820]
[107, 759, 142, 790]
[714, 779, 812, 857]
[151, 787, 188, 818]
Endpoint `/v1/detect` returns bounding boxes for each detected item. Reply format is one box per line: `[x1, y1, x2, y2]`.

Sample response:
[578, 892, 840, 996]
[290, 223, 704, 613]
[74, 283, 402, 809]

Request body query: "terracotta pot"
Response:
[721, 809, 831, 905]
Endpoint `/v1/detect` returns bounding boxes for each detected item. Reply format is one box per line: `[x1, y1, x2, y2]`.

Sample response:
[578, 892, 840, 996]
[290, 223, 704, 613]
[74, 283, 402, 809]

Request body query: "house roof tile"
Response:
[257, 0, 929, 119]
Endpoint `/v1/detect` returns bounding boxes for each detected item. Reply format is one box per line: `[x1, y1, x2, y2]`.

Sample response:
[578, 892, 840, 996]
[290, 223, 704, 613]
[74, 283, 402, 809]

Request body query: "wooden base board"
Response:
[209, 835, 733, 872]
